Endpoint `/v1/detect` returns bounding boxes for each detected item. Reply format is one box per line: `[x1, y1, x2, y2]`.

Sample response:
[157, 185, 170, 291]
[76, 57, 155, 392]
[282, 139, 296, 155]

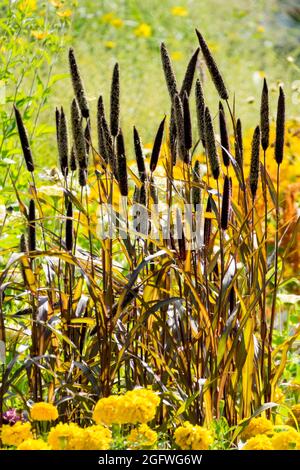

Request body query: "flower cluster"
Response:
[48, 423, 112, 450]
[127, 424, 158, 449]
[174, 422, 213, 450]
[1, 422, 33, 447]
[30, 402, 59, 421]
[240, 417, 273, 441]
[93, 388, 160, 425]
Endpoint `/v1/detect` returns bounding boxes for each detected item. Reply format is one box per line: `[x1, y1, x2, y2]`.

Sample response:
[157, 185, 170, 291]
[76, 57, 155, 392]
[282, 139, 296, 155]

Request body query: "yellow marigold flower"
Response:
[47, 422, 80, 450]
[174, 421, 213, 450]
[57, 9, 72, 18]
[287, 404, 300, 427]
[134, 23, 152, 38]
[127, 424, 157, 449]
[93, 396, 123, 426]
[110, 18, 124, 28]
[1, 422, 33, 447]
[271, 428, 300, 450]
[19, 0, 36, 12]
[171, 51, 183, 61]
[242, 434, 273, 450]
[31, 31, 49, 40]
[171, 6, 188, 17]
[67, 425, 112, 450]
[240, 417, 273, 441]
[30, 402, 58, 421]
[17, 438, 51, 450]
[104, 41, 117, 49]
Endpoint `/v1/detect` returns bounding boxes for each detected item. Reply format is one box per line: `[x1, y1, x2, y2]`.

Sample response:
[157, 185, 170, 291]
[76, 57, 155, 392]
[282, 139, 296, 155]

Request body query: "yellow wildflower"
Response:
[57, 9, 72, 18]
[271, 428, 300, 450]
[49, 0, 63, 8]
[171, 6, 188, 17]
[19, 0, 36, 12]
[30, 402, 58, 421]
[174, 421, 213, 450]
[240, 417, 273, 441]
[134, 23, 152, 38]
[47, 422, 80, 450]
[17, 438, 51, 450]
[1, 422, 33, 447]
[31, 31, 49, 40]
[242, 434, 273, 450]
[104, 41, 117, 49]
[110, 18, 124, 28]
[127, 424, 157, 449]
[102, 13, 116, 24]
[171, 51, 183, 61]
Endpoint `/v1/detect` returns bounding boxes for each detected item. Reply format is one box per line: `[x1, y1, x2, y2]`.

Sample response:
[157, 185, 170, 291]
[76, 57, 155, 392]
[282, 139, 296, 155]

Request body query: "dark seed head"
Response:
[150, 115, 166, 173]
[221, 175, 231, 230]
[195, 79, 206, 148]
[65, 200, 73, 252]
[71, 98, 88, 170]
[249, 125, 260, 200]
[169, 106, 177, 165]
[78, 168, 87, 187]
[204, 195, 212, 248]
[219, 102, 230, 167]
[204, 106, 220, 179]
[260, 78, 269, 151]
[173, 94, 187, 162]
[160, 42, 178, 100]
[133, 126, 146, 182]
[110, 63, 120, 137]
[58, 106, 69, 177]
[68, 48, 89, 118]
[102, 116, 118, 179]
[14, 105, 34, 172]
[275, 86, 285, 165]
[235, 118, 243, 169]
[70, 145, 77, 172]
[195, 29, 229, 100]
[180, 48, 199, 98]
[117, 129, 128, 197]
[183, 91, 192, 153]
[97, 95, 108, 163]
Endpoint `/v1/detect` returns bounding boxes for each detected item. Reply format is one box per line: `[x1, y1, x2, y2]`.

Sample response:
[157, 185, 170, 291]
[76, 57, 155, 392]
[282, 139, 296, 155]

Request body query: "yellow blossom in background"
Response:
[19, 0, 36, 12]
[174, 421, 213, 450]
[271, 428, 300, 450]
[242, 434, 273, 450]
[104, 41, 117, 49]
[110, 18, 124, 28]
[171, 51, 183, 61]
[287, 404, 300, 427]
[257, 25, 265, 33]
[57, 9, 72, 18]
[102, 12, 116, 24]
[47, 422, 80, 450]
[171, 6, 188, 16]
[31, 31, 49, 40]
[30, 402, 58, 421]
[17, 438, 51, 450]
[127, 424, 157, 449]
[1, 422, 33, 447]
[240, 417, 273, 441]
[134, 23, 152, 38]
[49, 0, 63, 7]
